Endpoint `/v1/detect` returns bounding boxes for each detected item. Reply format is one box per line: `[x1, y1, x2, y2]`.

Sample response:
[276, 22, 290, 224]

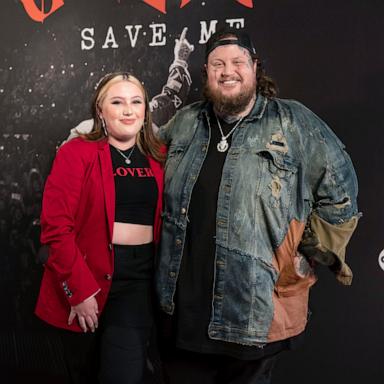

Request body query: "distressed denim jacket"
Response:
[156, 94, 359, 345]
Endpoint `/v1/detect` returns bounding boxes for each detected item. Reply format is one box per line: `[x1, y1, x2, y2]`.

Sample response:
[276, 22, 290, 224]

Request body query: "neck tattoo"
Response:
[220, 115, 239, 124]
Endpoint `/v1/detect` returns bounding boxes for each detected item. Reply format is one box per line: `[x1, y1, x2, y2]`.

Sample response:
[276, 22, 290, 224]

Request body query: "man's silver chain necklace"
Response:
[215, 113, 243, 152]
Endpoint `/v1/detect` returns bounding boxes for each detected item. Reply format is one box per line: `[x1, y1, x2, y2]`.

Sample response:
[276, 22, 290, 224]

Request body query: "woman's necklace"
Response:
[215, 114, 243, 152]
[114, 145, 135, 165]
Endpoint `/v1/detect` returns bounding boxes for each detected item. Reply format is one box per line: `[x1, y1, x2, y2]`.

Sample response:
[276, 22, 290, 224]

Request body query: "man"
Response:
[156, 27, 359, 383]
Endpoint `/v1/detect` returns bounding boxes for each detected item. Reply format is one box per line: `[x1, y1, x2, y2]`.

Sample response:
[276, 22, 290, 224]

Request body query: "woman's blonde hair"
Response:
[80, 72, 165, 163]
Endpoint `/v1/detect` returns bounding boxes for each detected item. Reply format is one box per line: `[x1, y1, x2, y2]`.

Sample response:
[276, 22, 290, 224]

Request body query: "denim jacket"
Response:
[156, 94, 359, 345]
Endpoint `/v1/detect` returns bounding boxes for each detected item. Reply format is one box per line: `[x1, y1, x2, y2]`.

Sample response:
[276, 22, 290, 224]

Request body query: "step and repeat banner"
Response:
[0, 1, 382, 382]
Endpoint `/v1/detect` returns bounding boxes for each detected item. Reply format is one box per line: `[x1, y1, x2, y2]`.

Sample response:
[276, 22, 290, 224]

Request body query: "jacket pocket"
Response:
[257, 149, 299, 213]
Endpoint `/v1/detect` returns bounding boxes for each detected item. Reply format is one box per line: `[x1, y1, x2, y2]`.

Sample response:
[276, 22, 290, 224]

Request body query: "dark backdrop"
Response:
[0, 1, 383, 383]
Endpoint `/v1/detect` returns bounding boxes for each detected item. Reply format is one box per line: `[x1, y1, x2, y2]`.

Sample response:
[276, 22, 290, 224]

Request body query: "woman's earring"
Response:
[101, 118, 108, 136]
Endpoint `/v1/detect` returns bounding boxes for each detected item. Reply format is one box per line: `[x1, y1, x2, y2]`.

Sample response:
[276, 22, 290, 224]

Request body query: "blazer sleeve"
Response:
[40, 141, 100, 306]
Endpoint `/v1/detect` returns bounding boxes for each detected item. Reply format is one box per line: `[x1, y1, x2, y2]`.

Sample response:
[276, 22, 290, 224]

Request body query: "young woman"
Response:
[35, 72, 165, 383]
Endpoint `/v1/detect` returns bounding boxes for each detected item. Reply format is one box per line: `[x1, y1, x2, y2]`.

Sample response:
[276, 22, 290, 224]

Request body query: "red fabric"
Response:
[143, 0, 253, 14]
[35, 138, 164, 332]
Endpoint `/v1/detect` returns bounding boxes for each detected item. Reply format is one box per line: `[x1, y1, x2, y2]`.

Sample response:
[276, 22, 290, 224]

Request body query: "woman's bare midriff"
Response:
[112, 222, 153, 245]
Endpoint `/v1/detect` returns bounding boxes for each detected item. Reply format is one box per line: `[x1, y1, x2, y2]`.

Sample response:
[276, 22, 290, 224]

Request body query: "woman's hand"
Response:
[68, 294, 99, 333]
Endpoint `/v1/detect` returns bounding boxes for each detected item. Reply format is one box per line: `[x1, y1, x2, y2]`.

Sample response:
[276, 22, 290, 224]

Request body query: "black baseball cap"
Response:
[205, 27, 257, 61]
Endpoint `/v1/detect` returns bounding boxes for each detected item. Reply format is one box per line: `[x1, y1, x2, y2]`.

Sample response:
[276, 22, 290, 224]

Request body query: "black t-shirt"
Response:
[110, 144, 158, 225]
[173, 107, 304, 359]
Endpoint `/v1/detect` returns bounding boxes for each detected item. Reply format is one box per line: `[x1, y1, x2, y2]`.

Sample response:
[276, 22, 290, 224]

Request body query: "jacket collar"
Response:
[97, 137, 109, 150]
[244, 94, 268, 122]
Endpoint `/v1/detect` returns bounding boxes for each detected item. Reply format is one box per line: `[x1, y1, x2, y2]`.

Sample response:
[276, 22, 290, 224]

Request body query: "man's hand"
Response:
[298, 228, 336, 266]
[68, 294, 99, 333]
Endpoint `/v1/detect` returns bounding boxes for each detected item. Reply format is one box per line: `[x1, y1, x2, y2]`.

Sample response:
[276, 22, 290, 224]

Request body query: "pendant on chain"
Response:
[217, 139, 229, 152]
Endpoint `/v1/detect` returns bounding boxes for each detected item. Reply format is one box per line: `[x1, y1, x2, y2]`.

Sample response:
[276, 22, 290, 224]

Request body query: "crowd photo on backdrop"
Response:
[155, 27, 359, 384]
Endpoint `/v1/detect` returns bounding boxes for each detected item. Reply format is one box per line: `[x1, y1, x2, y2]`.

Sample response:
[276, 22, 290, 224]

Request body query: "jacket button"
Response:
[169, 271, 176, 278]
[181, 208, 186, 215]
[175, 239, 182, 246]
[108, 243, 113, 251]
[104, 274, 112, 281]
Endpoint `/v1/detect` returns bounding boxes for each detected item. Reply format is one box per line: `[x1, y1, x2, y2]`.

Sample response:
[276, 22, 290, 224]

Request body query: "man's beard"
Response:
[203, 78, 256, 117]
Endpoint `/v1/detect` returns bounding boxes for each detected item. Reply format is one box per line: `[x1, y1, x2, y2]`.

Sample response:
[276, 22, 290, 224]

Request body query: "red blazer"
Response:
[35, 138, 164, 332]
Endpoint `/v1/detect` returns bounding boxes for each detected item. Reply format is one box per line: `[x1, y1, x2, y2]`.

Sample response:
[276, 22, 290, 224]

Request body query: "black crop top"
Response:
[110, 144, 158, 225]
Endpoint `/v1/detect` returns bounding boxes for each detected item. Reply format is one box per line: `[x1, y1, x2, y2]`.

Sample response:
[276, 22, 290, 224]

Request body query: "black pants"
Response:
[60, 243, 160, 384]
[162, 349, 278, 384]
